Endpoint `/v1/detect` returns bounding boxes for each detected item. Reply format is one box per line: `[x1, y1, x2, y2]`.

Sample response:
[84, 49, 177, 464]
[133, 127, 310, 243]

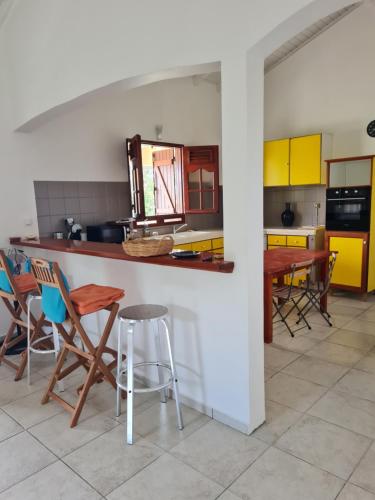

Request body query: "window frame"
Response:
[126, 136, 185, 228]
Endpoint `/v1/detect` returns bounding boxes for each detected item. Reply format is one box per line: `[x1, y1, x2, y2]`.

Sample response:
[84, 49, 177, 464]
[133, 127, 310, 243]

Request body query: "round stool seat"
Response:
[118, 304, 168, 322]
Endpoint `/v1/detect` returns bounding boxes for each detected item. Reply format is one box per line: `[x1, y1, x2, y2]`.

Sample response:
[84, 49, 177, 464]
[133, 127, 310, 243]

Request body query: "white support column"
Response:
[221, 49, 265, 433]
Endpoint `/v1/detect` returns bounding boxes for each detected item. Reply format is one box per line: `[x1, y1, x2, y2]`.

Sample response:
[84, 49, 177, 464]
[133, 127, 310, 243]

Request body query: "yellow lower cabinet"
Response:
[286, 235, 307, 248]
[212, 237, 224, 249]
[191, 239, 212, 252]
[268, 235, 287, 247]
[174, 243, 192, 251]
[329, 236, 364, 289]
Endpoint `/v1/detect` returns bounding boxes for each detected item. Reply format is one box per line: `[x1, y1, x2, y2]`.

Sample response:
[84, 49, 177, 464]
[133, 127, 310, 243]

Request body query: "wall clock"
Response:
[367, 120, 375, 138]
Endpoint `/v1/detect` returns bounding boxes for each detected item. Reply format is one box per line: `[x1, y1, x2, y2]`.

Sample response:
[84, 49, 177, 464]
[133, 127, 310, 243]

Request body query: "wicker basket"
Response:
[122, 236, 174, 257]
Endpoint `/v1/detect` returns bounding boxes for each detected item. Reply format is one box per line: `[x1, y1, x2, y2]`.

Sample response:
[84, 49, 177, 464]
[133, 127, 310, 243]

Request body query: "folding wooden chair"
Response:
[0, 249, 50, 380]
[30, 258, 125, 428]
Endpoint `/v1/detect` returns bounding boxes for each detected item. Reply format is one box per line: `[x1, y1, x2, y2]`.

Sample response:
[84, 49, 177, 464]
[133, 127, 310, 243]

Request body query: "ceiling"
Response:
[265, 2, 361, 73]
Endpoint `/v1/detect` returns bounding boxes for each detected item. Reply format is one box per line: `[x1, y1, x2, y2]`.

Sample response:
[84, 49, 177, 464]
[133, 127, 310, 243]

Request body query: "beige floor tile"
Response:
[326, 330, 375, 351]
[272, 331, 319, 353]
[171, 420, 267, 487]
[63, 425, 163, 496]
[2, 389, 64, 429]
[351, 442, 375, 494]
[333, 297, 372, 310]
[229, 446, 343, 500]
[282, 355, 349, 387]
[133, 401, 210, 450]
[337, 483, 375, 500]
[356, 351, 375, 374]
[308, 312, 349, 329]
[266, 372, 327, 412]
[300, 324, 337, 341]
[217, 491, 242, 500]
[107, 453, 223, 500]
[328, 304, 364, 318]
[29, 407, 118, 457]
[357, 309, 375, 323]
[0, 374, 47, 407]
[306, 341, 366, 367]
[0, 460, 101, 500]
[345, 319, 375, 336]
[334, 369, 375, 403]
[0, 360, 20, 381]
[265, 368, 276, 381]
[0, 432, 56, 493]
[264, 345, 300, 371]
[0, 409, 22, 442]
[275, 414, 370, 480]
[309, 390, 375, 439]
[252, 400, 302, 444]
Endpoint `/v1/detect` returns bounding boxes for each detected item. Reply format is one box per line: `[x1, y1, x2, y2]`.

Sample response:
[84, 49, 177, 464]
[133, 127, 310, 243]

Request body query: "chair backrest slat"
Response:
[30, 258, 59, 289]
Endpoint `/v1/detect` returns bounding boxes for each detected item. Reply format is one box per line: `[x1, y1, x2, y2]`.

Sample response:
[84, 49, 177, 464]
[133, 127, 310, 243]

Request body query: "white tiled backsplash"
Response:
[264, 186, 326, 227]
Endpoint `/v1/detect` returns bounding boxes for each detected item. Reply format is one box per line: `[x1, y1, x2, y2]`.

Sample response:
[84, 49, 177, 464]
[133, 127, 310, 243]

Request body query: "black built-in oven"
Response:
[326, 186, 371, 231]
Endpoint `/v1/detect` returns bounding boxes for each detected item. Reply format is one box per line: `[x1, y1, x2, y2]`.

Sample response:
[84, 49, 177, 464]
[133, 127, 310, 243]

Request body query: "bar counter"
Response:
[11, 238, 234, 273]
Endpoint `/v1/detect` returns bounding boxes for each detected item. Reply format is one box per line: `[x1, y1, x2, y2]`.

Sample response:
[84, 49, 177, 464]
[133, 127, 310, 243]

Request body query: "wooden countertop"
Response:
[11, 238, 234, 274]
[264, 247, 330, 276]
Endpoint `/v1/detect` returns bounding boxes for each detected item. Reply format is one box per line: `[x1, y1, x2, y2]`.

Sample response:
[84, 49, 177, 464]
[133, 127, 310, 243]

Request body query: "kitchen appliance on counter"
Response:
[87, 224, 124, 243]
[326, 186, 371, 232]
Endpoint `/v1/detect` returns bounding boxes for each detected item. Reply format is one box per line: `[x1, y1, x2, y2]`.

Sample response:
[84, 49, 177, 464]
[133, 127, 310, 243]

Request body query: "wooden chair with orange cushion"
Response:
[0, 249, 50, 380]
[29, 257, 125, 427]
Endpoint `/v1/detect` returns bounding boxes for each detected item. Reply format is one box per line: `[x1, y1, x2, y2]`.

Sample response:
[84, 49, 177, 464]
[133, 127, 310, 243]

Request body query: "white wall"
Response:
[265, 3, 375, 157]
[0, 0, 356, 432]
[0, 76, 221, 247]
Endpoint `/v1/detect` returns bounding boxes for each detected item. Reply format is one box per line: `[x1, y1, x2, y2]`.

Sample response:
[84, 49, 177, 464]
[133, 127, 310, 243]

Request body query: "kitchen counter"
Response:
[11, 238, 233, 273]
[264, 226, 325, 236]
[149, 229, 223, 244]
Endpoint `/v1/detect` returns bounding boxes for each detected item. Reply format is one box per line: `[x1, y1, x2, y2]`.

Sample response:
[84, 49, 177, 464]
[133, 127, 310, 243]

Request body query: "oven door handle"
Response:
[326, 197, 367, 201]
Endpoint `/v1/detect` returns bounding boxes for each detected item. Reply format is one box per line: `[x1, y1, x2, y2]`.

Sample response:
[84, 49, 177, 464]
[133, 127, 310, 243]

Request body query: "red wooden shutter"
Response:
[183, 145, 219, 213]
[153, 148, 183, 215]
[126, 134, 145, 219]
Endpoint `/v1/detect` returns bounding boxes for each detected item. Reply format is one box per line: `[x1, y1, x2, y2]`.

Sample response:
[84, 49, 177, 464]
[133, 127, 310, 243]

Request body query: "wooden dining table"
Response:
[264, 247, 330, 343]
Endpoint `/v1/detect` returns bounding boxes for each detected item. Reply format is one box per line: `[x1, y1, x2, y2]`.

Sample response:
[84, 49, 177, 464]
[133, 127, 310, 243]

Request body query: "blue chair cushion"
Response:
[25, 259, 70, 324]
[0, 257, 15, 293]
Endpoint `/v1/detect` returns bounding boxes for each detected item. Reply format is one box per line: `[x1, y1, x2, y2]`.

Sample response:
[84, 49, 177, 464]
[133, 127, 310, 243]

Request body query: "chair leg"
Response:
[27, 296, 32, 385]
[41, 344, 67, 404]
[127, 323, 134, 445]
[70, 361, 98, 428]
[161, 318, 183, 431]
[52, 323, 64, 393]
[116, 319, 123, 418]
[154, 320, 167, 403]
[0, 320, 17, 365]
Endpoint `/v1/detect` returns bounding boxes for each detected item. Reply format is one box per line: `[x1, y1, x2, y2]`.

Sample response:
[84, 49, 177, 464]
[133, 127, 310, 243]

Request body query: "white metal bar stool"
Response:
[27, 294, 64, 391]
[116, 304, 184, 445]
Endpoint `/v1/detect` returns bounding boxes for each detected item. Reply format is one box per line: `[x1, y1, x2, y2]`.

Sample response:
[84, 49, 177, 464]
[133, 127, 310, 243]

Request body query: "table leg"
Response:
[319, 259, 328, 312]
[264, 275, 273, 344]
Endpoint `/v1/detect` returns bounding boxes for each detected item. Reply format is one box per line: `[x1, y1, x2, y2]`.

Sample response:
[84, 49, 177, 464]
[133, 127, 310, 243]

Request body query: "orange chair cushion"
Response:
[14, 273, 38, 294]
[70, 284, 124, 316]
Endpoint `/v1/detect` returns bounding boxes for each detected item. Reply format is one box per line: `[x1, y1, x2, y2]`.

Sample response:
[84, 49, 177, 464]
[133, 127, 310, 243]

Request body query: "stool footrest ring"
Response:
[116, 361, 173, 394]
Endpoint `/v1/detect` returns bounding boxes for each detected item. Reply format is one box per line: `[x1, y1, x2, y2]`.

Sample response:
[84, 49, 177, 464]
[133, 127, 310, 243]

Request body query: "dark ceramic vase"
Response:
[281, 202, 294, 227]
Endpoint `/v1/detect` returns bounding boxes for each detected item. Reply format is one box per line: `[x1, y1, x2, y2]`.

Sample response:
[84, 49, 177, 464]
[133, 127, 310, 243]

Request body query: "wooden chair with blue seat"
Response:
[0, 249, 51, 380]
[29, 257, 126, 427]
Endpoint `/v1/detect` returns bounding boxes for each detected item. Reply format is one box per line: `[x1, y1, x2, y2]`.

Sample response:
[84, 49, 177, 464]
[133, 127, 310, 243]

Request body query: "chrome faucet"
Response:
[173, 223, 188, 234]
[143, 219, 151, 237]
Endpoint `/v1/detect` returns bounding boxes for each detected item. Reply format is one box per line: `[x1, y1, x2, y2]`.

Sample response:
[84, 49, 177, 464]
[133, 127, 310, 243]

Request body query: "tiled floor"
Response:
[1, 293, 375, 499]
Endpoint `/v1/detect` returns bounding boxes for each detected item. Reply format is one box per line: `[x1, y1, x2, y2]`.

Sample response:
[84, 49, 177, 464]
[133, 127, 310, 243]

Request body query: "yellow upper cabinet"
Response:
[264, 133, 331, 187]
[290, 134, 322, 185]
[264, 139, 290, 187]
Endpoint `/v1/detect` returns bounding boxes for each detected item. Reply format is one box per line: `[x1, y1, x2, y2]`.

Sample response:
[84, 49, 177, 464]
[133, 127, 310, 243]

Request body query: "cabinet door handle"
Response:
[364, 240, 367, 245]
